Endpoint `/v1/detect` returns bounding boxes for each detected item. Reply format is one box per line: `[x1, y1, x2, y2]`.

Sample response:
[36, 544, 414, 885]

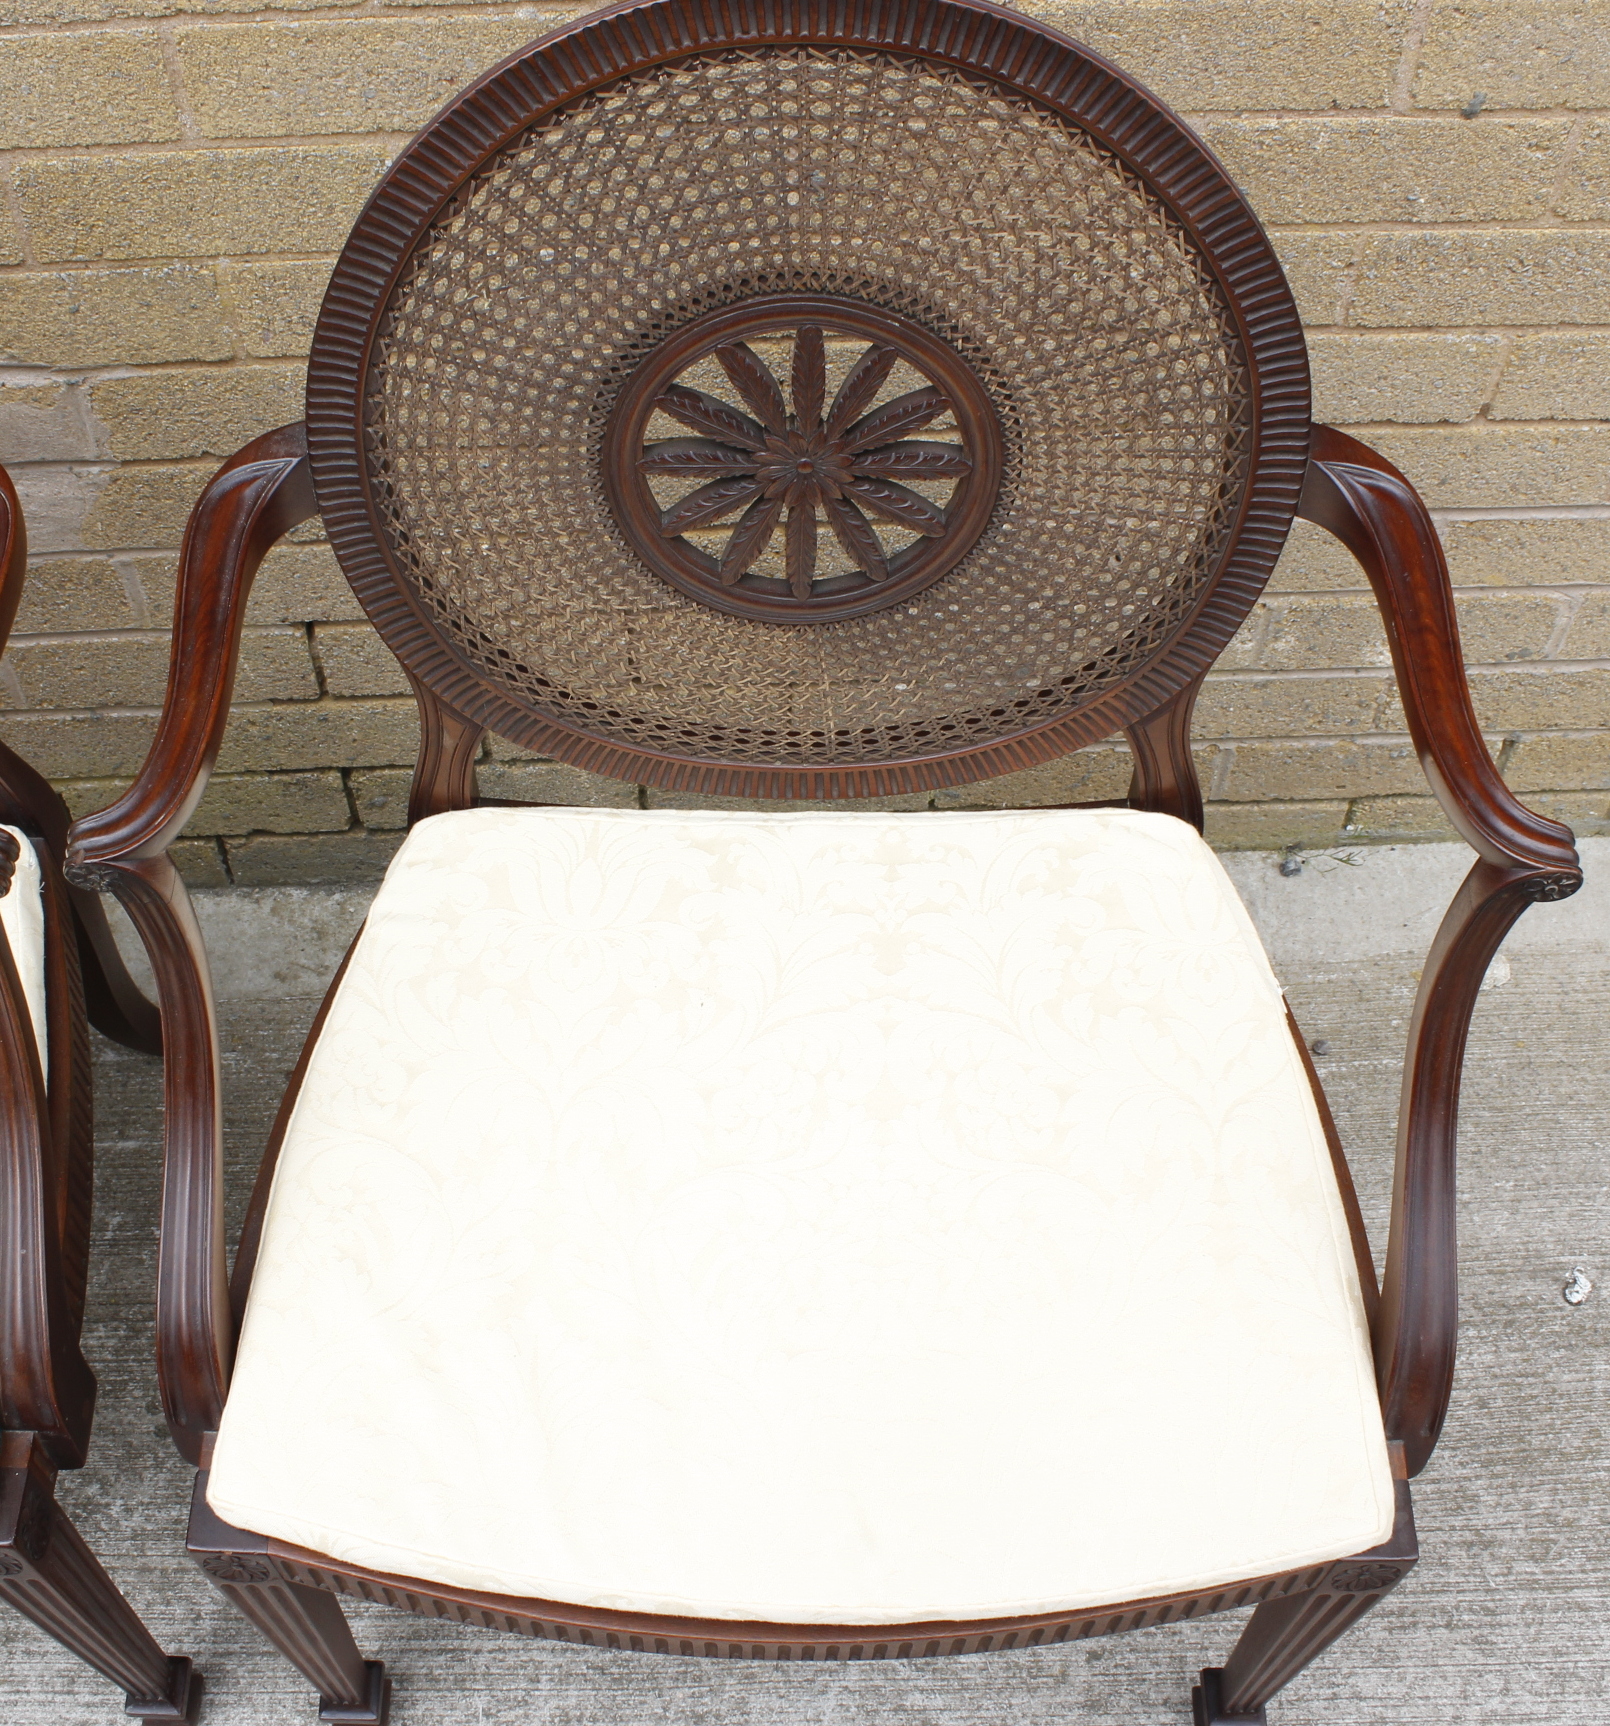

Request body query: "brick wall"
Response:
[1, 0, 1606, 884]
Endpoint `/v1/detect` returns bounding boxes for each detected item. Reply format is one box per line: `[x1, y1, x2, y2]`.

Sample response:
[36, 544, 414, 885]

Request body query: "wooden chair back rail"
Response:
[65, 416, 1582, 1476]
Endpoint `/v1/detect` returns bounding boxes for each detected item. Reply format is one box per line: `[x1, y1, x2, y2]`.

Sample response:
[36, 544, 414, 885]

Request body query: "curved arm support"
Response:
[1374, 860, 1572, 1476]
[1299, 426, 1582, 1476]
[1298, 426, 1579, 878]
[405, 672, 483, 825]
[63, 425, 317, 1464]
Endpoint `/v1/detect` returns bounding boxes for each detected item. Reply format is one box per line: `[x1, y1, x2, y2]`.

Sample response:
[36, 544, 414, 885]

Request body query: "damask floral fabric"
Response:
[0, 825, 46, 1075]
[209, 807, 1393, 1622]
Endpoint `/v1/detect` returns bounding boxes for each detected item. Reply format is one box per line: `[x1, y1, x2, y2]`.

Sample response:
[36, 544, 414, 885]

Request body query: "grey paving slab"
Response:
[5, 841, 1607, 1725]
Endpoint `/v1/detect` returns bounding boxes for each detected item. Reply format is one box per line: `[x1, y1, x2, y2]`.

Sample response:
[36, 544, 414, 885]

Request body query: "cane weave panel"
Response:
[366, 48, 1253, 768]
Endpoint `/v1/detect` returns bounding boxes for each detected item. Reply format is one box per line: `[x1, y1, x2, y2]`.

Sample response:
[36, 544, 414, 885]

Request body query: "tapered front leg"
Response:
[1195, 1467, 1417, 1723]
[0, 1459, 198, 1720]
[189, 1473, 388, 1723]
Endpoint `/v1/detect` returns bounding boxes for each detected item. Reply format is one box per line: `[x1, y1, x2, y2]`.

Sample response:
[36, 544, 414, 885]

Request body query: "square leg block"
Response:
[319, 1660, 390, 1724]
[1193, 1667, 1267, 1726]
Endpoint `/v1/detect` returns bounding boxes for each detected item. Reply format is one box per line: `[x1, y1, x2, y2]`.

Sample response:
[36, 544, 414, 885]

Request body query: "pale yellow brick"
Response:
[173, 839, 230, 888]
[17, 148, 393, 265]
[1193, 117, 1567, 225]
[1364, 425, 1610, 510]
[1503, 733, 1610, 791]
[1219, 738, 1434, 801]
[0, 709, 155, 778]
[475, 761, 639, 811]
[246, 542, 365, 626]
[214, 697, 417, 774]
[6, 624, 313, 709]
[1267, 517, 1365, 594]
[1028, 1, 1414, 110]
[1557, 593, 1610, 658]
[80, 463, 211, 551]
[1343, 795, 1459, 841]
[222, 260, 331, 361]
[0, 380, 96, 465]
[1350, 232, 1610, 327]
[53, 777, 129, 822]
[1393, 666, 1610, 731]
[312, 623, 409, 698]
[174, 18, 540, 138]
[89, 367, 303, 463]
[1309, 333, 1505, 427]
[1261, 590, 1563, 669]
[1215, 610, 1267, 671]
[0, 213, 22, 269]
[6, 0, 339, 20]
[13, 558, 137, 633]
[186, 769, 350, 836]
[1195, 674, 1389, 739]
[1270, 232, 1356, 328]
[1260, 596, 1392, 671]
[224, 830, 403, 886]
[1559, 121, 1610, 220]
[1203, 800, 1351, 851]
[1439, 519, 1610, 587]
[929, 747, 1135, 809]
[1489, 333, 1610, 422]
[348, 766, 412, 830]
[1521, 790, 1610, 835]
[0, 32, 181, 150]
[1415, 2, 1610, 111]
[0, 267, 231, 369]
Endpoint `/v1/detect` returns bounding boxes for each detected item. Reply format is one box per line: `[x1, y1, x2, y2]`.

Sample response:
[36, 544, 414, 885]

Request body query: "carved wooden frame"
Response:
[0, 465, 198, 1721]
[62, 2, 1582, 1720]
[304, 0, 1311, 799]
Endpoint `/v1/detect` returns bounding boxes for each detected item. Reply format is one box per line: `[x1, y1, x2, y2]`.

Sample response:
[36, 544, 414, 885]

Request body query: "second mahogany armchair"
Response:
[65, 4, 1579, 1722]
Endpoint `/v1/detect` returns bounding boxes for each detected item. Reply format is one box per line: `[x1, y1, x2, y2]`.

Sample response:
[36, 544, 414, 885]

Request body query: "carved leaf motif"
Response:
[786, 501, 817, 600]
[656, 384, 768, 451]
[639, 439, 761, 474]
[844, 475, 949, 537]
[718, 493, 786, 586]
[791, 325, 826, 431]
[714, 343, 789, 434]
[660, 477, 762, 536]
[0, 1554, 23, 1578]
[825, 343, 900, 437]
[851, 440, 972, 478]
[841, 386, 951, 453]
[822, 494, 890, 582]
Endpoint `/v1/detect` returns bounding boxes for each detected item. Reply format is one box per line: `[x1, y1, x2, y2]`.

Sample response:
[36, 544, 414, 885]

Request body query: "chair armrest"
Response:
[63, 423, 318, 1464]
[1298, 425, 1579, 880]
[1297, 425, 1583, 1477]
[66, 424, 317, 869]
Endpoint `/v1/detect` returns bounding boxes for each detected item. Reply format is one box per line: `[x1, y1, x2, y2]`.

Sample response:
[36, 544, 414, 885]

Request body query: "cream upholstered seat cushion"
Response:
[209, 807, 1393, 1624]
[0, 825, 47, 1076]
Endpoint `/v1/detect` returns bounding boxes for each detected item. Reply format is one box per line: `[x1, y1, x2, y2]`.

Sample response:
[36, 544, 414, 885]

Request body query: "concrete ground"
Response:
[3, 838, 1607, 1726]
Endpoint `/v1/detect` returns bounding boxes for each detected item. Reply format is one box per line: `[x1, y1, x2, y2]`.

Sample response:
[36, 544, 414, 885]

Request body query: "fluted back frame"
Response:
[306, 0, 1311, 798]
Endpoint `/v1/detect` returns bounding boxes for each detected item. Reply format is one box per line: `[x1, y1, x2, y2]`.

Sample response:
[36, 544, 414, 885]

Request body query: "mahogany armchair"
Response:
[65, 4, 1580, 1722]
[0, 464, 197, 1720]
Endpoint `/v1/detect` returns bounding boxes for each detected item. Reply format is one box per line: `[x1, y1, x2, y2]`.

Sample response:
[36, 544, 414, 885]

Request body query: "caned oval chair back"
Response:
[310, 0, 1305, 797]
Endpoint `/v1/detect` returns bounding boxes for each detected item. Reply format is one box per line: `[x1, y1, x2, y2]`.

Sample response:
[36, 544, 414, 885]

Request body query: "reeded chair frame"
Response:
[65, 4, 1580, 1722]
[0, 465, 197, 1721]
